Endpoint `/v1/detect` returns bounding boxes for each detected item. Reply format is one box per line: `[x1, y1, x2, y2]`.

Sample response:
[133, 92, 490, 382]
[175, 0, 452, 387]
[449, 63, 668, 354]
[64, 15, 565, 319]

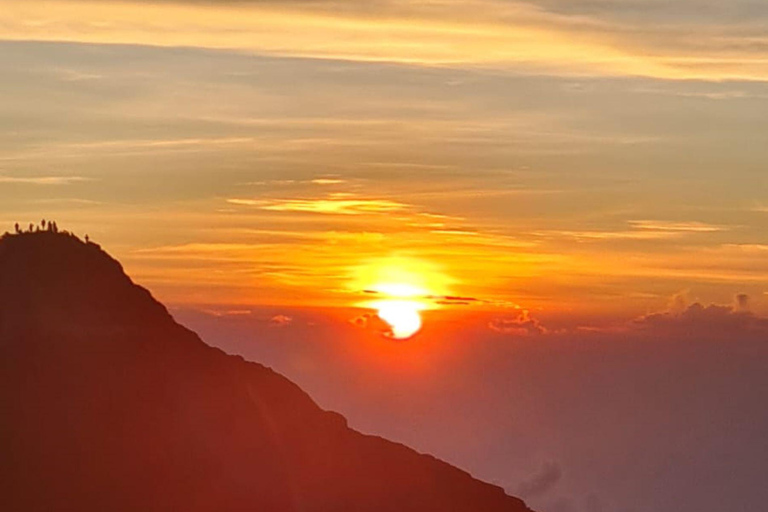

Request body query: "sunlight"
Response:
[369, 282, 429, 298]
[352, 256, 453, 298]
[352, 256, 453, 339]
[373, 299, 424, 340]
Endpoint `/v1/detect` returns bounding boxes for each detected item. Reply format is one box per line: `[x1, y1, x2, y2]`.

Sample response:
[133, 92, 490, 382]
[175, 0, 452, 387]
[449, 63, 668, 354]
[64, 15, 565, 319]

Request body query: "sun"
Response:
[375, 299, 424, 340]
[366, 279, 428, 339]
[352, 256, 453, 340]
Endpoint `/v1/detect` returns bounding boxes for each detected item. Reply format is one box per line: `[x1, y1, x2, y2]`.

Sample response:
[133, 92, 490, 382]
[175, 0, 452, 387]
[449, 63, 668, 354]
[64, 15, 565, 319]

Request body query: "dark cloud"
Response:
[516, 461, 563, 498]
[361, 290, 483, 308]
[435, 300, 473, 306]
[429, 295, 480, 302]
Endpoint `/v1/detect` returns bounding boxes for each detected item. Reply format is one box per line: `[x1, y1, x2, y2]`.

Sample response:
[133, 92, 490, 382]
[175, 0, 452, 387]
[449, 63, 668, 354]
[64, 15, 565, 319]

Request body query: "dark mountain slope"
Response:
[0, 230, 533, 512]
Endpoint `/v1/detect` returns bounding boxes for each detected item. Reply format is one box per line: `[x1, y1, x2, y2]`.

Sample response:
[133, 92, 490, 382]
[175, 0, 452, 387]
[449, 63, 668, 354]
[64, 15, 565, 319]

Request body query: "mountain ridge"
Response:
[0, 230, 534, 512]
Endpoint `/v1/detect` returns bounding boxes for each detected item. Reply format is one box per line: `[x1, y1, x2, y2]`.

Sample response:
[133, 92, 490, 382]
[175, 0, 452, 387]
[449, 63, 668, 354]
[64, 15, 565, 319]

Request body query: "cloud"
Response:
[516, 461, 563, 498]
[6, 0, 768, 80]
[628, 220, 725, 233]
[269, 314, 293, 326]
[311, 178, 346, 185]
[0, 176, 90, 185]
[227, 195, 409, 215]
[245, 178, 347, 187]
[668, 289, 692, 314]
[361, 289, 485, 308]
[540, 220, 726, 242]
[540, 229, 680, 241]
[489, 309, 547, 336]
[432, 295, 481, 306]
[203, 308, 253, 317]
[634, 295, 768, 340]
[521, 0, 768, 24]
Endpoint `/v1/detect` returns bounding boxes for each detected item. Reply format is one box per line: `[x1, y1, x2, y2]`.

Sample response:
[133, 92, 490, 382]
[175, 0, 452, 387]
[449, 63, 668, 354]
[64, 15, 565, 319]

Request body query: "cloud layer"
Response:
[4, 0, 768, 80]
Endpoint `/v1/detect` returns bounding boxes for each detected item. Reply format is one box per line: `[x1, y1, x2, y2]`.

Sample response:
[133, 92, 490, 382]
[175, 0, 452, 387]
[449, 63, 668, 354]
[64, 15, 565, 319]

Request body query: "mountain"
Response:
[0, 230, 534, 512]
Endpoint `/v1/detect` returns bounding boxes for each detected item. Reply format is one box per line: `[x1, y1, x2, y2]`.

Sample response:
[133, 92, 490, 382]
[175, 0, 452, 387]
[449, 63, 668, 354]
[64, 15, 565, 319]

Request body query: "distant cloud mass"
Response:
[634, 297, 768, 340]
[178, 302, 768, 512]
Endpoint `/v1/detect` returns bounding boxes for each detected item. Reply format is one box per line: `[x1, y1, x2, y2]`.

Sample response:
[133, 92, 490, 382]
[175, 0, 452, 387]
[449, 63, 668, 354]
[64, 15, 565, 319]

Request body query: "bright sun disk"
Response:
[353, 258, 452, 340]
[373, 299, 424, 340]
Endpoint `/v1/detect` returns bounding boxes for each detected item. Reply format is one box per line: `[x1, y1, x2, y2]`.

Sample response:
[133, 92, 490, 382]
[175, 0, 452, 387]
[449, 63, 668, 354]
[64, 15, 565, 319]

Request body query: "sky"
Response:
[2, 0, 768, 318]
[2, 2, 768, 511]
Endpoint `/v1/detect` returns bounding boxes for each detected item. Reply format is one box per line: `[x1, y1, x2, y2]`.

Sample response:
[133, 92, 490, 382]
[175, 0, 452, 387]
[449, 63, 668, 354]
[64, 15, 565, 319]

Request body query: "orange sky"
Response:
[2, 5, 768, 509]
[1, 0, 767, 322]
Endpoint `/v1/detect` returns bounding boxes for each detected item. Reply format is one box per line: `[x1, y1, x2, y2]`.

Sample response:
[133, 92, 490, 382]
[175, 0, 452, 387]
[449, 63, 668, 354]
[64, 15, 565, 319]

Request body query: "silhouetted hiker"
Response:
[29, 223, 34, 232]
[14, 223, 20, 234]
[85, 234, 90, 243]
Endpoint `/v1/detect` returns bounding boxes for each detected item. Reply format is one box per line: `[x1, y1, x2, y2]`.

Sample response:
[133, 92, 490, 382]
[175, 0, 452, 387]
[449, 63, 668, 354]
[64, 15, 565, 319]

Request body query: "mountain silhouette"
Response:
[0, 230, 534, 512]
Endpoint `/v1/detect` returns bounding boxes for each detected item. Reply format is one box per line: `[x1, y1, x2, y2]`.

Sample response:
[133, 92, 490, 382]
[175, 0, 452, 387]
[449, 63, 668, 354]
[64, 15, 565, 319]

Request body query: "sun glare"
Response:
[369, 282, 428, 298]
[352, 257, 453, 340]
[374, 299, 424, 340]
[366, 287, 429, 340]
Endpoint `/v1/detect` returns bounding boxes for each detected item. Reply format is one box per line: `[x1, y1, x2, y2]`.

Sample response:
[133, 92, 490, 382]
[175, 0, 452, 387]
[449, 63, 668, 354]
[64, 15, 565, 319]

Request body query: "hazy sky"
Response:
[174, 303, 768, 512]
[2, 3, 768, 512]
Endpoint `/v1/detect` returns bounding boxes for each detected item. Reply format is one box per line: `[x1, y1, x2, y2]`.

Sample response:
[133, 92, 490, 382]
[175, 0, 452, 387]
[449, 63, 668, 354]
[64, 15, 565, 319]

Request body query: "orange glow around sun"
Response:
[353, 257, 452, 340]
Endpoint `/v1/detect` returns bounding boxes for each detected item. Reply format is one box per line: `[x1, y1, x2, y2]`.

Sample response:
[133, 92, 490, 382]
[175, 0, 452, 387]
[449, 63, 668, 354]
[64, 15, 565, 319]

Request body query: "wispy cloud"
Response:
[541, 229, 681, 241]
[311, 178, 346, 185]
[0, 176, 90, 185]
[539, 219, 727, 242]
[628, 220, 725, 233]
[227, 195, 410, 215]
[4, 0, 768, 80]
